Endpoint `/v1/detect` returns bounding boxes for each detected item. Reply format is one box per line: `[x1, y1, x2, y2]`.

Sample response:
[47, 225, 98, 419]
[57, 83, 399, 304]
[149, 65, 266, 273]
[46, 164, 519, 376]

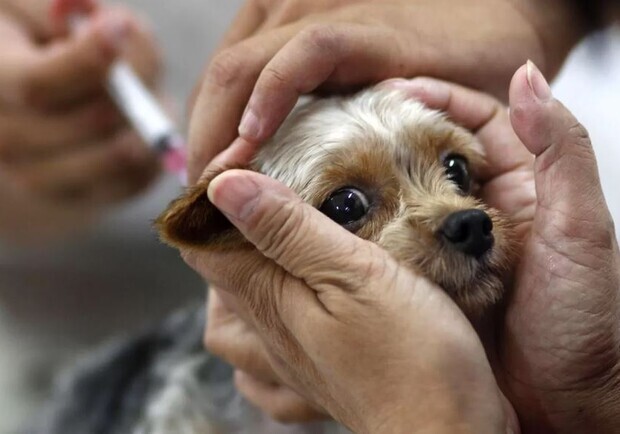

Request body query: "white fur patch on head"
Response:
[253, 88, 450, 201]
[251, 86, 511, 316]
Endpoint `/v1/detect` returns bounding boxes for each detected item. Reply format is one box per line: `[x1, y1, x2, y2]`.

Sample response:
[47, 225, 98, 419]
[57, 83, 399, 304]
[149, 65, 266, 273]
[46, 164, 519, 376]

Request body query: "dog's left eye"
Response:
[443, 154, 471, 193]
[319, 188, 369, 226]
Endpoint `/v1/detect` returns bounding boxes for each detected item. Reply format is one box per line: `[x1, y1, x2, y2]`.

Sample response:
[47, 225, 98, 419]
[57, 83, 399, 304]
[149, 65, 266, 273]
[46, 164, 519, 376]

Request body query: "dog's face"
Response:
[159, 88, 515, 316]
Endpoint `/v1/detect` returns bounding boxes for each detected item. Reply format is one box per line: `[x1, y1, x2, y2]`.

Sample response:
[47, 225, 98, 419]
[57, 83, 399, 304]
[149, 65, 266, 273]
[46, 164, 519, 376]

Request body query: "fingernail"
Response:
[378, 78, 410, 88]
[101, 17, 131, 51]
[239, 107, 261, 140]
[207, 172, 260, 221]
[526, 60, 552, 101]
[379, 77, 451, 102]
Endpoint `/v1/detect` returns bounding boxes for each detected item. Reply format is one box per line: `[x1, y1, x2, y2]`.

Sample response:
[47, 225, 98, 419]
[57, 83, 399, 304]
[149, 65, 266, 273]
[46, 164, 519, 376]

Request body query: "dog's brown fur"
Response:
[157, 87, 516, 317]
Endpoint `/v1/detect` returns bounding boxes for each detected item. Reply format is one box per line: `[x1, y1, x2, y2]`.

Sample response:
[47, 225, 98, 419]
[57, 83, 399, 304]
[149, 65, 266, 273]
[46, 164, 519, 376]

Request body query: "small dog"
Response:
[38, 86, 515, 434]
[160, 86, 514, 316]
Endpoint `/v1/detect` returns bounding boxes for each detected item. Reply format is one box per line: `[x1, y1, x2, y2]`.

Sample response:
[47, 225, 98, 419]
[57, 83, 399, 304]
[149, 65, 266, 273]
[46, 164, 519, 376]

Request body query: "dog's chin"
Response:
[423, 250, 509, 318]
[440, 272, 504, 318]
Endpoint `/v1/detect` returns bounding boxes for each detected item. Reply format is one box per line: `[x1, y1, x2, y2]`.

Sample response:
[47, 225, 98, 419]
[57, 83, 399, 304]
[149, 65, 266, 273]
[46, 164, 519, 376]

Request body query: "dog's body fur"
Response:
[38, 87, 514, 434]
[37, 303, 347, 434]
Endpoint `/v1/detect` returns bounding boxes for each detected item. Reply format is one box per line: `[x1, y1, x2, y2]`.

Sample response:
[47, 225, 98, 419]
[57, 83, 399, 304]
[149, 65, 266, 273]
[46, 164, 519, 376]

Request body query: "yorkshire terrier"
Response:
[38, 86, 515, 434]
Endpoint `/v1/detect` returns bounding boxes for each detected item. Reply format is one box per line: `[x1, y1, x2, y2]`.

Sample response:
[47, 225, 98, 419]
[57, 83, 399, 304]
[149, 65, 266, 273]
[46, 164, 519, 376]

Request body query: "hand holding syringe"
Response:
[55, 0, 188, 185]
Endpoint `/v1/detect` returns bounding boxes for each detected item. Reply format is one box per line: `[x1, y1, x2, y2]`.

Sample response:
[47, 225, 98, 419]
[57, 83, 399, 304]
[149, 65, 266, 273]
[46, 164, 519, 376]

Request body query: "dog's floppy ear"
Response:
[156, 170, 248, 251]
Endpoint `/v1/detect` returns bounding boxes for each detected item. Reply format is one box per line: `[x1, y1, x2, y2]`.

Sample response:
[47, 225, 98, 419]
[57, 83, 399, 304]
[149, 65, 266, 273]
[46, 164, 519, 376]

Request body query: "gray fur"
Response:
[36, 302, 349, 434]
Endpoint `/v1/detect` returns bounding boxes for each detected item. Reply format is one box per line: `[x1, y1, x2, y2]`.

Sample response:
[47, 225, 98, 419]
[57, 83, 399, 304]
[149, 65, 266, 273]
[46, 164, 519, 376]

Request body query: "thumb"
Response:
[206, 169, 388, 293]
[509, 61, 615, 248]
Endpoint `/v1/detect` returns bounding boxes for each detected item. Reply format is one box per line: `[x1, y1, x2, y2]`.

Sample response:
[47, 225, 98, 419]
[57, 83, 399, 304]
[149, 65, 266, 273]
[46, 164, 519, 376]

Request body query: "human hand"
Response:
[385, 65, 620, 433]
[182, 171, 516, 434]
[503, 63, 620, 433]
[0, 0, 161, 243]
[187, 0, 586, 182]
[205, 289, 329, 423]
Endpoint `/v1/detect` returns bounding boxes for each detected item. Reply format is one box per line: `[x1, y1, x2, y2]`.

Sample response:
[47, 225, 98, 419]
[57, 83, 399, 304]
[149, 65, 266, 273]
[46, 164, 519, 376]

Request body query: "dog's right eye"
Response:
[443, 154, 471, 194]
[319, 188, 369, 226]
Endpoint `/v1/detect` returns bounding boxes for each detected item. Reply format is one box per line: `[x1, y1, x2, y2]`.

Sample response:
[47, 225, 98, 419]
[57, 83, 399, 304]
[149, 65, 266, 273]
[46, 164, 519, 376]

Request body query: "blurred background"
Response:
[0, 1, 617, 432]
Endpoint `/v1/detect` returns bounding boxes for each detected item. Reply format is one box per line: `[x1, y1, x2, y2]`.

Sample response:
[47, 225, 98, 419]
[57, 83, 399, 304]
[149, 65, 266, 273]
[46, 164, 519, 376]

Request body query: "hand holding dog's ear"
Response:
[181, 169, 514, 434]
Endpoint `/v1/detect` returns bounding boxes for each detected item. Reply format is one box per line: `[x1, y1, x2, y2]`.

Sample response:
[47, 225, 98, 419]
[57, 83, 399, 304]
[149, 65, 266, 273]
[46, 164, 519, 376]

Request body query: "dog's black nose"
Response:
[440, 210, 494, 258]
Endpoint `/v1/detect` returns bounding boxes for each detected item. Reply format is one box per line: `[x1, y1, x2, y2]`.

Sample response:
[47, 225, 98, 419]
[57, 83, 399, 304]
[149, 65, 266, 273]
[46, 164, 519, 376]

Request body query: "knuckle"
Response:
[567, 122, 592, 149]
[260, 65, 289, 91]
[206, 48, 247, 88]
[300, 23, 343, 55]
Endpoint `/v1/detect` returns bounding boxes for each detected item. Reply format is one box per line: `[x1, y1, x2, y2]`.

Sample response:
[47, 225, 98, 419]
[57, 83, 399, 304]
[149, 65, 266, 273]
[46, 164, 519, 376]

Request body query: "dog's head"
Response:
[158, 87, 515, 316]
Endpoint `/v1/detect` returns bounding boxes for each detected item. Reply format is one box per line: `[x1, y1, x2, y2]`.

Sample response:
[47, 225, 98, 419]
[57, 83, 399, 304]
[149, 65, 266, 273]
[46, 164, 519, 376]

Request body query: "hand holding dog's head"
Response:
[158, 86, 517, 316]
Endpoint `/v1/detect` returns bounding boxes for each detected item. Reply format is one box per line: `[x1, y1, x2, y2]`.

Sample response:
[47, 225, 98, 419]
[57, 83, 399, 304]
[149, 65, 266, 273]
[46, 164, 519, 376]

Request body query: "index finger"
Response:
[380, 77, 533, 180]
[187, 22, 421, 183]
[237, 23, 412, 144]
